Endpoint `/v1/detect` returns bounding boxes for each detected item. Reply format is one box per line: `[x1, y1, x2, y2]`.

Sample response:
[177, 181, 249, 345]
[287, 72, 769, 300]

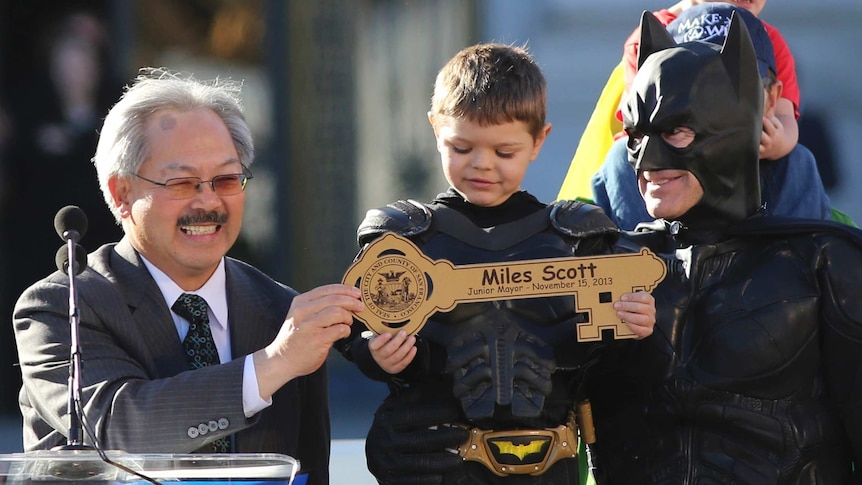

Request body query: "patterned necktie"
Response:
[172, 293, 231, 453]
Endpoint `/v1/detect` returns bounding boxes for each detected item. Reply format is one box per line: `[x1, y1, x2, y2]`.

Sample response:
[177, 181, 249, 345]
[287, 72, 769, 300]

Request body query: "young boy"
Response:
[337, 43, 655, 484]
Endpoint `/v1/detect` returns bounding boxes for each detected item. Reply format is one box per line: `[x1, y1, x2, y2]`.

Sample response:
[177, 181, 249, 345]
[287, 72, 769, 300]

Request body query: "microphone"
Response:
[55, 244, 88, 275]
[53, 206, 90, 450]
[55, 205, 89, 243]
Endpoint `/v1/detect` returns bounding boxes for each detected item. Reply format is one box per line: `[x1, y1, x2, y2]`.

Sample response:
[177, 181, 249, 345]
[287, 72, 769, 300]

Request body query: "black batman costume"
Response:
[338, 188, 633, 484]
[584, 12, 862, 484]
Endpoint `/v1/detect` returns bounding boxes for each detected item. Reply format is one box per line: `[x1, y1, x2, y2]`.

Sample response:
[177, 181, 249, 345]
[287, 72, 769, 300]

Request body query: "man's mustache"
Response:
[177, 212, 228, 226]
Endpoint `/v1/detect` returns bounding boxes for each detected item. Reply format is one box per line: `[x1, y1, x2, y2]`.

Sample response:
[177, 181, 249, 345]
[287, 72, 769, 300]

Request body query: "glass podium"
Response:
[0, 450, 299, 484]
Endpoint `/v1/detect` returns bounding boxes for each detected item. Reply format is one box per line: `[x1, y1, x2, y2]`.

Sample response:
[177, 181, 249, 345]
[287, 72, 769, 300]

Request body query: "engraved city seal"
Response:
[359, 251, 428, 334]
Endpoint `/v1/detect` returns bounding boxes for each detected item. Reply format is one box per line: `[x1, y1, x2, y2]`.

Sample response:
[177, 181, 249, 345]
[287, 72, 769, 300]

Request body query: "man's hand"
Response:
[614, 291, 656, 339]
[255, 284, 363, 399]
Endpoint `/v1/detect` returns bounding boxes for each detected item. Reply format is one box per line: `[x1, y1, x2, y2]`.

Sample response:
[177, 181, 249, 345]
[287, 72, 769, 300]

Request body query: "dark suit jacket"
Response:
[13, 238, 330, 484]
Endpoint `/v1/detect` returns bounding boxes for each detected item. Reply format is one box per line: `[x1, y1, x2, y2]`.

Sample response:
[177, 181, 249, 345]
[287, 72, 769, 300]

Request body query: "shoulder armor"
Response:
[550, 200, 620, 239]
[357, 199, 432, 246]
[730, 214, 862, 247]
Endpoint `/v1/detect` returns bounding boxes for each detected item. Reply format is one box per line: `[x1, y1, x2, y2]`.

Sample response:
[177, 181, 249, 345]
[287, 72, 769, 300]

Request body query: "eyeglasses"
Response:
[131, 167, 253, 200]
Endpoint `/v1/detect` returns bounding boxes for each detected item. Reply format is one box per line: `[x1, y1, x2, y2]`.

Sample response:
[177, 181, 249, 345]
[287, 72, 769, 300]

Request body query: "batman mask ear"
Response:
[720, 11, 761, 100]
[637, 11, 677, 70]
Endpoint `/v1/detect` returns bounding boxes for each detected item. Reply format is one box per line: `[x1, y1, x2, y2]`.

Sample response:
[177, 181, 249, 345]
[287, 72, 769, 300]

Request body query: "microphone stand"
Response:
[49, 241, 163, 482]
[42, 207, 164, 483]
[57, 235, 89, 450]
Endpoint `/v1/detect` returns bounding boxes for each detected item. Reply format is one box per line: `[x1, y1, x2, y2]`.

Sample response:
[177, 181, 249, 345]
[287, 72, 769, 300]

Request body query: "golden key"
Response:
[342, 232, 666, 342]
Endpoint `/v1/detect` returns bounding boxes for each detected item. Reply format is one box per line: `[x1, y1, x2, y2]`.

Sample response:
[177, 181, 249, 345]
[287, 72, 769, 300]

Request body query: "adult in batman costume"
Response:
[583, 11, 862, 484]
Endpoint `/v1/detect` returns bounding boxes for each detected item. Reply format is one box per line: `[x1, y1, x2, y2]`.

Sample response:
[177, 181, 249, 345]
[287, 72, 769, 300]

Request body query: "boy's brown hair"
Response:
[430, 43, 547, 138]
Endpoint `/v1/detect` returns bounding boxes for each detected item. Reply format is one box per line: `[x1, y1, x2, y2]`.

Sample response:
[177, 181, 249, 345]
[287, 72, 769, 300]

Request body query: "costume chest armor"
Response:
[361, 199, 618, 429]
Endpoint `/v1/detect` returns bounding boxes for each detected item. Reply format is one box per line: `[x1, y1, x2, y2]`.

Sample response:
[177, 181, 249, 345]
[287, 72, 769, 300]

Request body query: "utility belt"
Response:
[457, 400, 596, 477]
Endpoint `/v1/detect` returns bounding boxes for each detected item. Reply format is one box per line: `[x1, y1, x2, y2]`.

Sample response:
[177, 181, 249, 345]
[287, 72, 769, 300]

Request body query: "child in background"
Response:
[620, 0, 798, 159]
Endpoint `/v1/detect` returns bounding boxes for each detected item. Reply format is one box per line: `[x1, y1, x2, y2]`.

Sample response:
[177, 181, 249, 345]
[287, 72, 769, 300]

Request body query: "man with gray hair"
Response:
[13, 68, 361, 485]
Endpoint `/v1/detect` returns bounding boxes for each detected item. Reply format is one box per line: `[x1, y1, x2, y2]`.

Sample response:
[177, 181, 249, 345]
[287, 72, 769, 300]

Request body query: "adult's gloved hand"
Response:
[365, 385, 470, 485]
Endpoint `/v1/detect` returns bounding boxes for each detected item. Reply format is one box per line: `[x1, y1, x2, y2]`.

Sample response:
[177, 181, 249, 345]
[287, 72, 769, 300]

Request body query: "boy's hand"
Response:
[369, 330, 418, 374]
[614, 291, 656, 339]
[761, 110, 797, 161]
[760, 113, 785, 160]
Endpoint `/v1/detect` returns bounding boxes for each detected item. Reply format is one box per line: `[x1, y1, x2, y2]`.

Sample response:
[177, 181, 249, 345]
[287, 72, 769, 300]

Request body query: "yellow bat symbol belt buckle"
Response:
[457, 420, 579, 476]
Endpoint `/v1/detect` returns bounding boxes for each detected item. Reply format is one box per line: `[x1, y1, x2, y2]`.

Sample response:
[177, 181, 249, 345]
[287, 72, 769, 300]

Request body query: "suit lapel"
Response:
[225, 260, 279, 359]
[110, 238, 189, 376]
